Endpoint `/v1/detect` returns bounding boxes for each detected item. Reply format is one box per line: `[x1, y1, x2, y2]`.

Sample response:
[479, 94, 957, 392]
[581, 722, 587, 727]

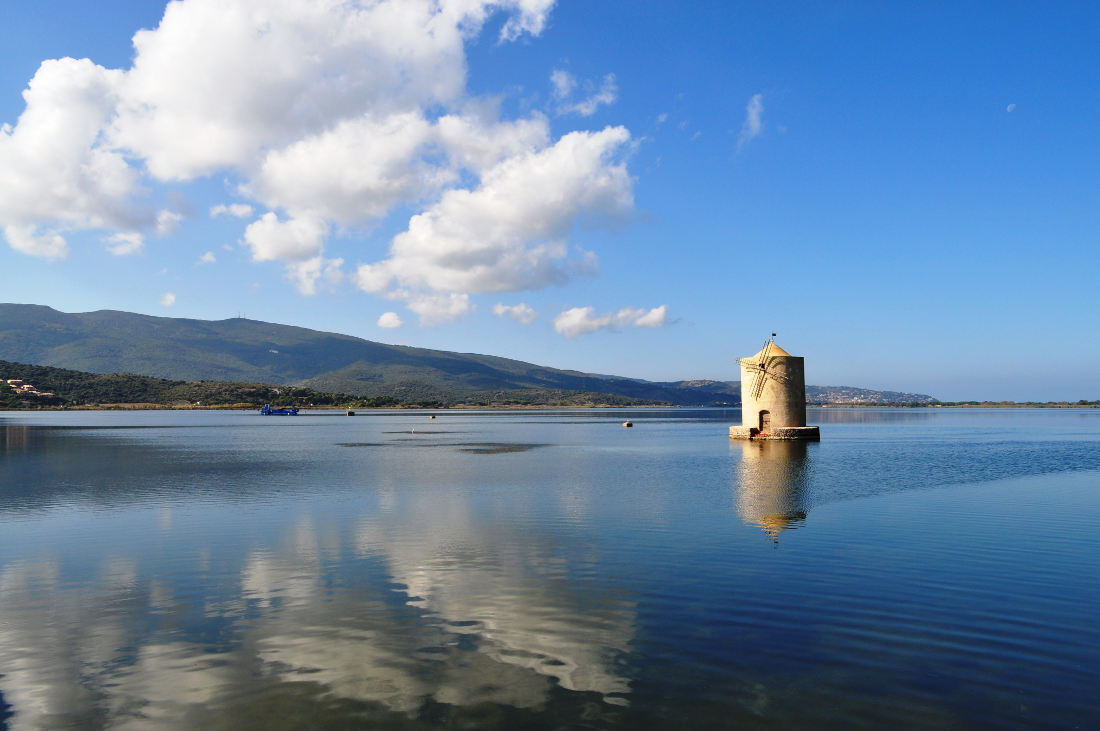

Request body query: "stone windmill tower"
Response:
[730, 336, 820, 441]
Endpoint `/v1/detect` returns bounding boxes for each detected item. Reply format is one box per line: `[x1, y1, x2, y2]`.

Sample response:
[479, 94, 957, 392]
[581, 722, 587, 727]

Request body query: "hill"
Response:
[0, 359, 389, 409]
[635, 379, 938, 406]
[0, 304, 937, 405]
[0, 359, 674, 409]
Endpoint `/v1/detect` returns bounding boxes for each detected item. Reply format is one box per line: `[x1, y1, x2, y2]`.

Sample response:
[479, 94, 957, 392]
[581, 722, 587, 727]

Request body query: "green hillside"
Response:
[0, 359, 377, 409]
[0, 304, 389, 383]
[0, 359, 666, 409]
[0, 304, 937, 406]
[0, 304, 717, 403]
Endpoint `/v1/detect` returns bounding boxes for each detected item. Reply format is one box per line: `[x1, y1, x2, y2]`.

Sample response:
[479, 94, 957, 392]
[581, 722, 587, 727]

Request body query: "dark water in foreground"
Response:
[1, 408, 1098, 729]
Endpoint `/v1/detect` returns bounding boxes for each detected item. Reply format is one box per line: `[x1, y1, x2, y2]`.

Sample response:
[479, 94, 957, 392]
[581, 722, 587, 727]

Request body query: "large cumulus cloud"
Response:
[354, 126, 633, 320]
[0, 0, 662, 328]
[0, 58, 135, 259]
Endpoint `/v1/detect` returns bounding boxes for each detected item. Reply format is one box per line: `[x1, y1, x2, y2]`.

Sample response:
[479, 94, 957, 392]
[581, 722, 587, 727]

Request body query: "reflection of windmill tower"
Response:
[730, 335, 820, 441]
[735, 440, 811, 542]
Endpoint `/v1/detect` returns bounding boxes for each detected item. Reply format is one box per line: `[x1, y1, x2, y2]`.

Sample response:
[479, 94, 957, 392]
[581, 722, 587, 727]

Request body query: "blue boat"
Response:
[260, 404, 299, 415]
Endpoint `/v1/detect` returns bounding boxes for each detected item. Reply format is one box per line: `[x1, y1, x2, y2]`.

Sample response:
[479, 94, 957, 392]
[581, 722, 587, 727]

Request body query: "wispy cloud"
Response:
[210, 203, 254, 218]
[404, 292, 473, 325]
[737, 93, 764, 151]
[285, 256, 344, 296]
[553, 304, 667, 338]
[156, 209, 182, 235]
[105, 232, 144, 256]
[1006, 103, 1016, 113]
[552, 70, 618, 117]
[493, 302, 537, 323]
[160, 292, 176, 307]
[550, 69, 575, 100]
[197, 251, 216, 264]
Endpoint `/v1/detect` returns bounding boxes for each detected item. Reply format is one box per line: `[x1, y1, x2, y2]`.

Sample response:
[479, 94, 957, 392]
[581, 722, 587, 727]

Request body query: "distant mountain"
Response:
[0, 304, 936, 405]
[807, 385, 937, 405]
[614, 378, 938, 406]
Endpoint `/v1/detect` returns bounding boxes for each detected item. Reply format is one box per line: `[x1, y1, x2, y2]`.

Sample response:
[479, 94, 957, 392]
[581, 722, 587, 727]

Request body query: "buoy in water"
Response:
[623, 420, 633, 428]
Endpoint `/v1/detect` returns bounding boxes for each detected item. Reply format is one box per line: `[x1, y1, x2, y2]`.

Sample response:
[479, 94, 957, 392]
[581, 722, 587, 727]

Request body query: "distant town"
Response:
[6, 378, 54, 400]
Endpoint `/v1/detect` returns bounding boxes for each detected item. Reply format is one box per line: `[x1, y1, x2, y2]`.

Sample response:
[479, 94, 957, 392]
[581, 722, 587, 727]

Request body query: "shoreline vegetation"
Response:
[0, 358, 668, 410]
[4, 402, 1097, 412]
[3, 359, 1095, 411]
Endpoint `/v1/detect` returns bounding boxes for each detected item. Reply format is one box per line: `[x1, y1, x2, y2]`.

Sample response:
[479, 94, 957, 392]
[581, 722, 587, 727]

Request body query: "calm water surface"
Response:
[1, 408, 1098, 728]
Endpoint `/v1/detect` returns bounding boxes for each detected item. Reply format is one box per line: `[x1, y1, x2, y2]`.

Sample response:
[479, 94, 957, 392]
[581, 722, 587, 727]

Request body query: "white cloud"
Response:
[738, 93, 764, 151]
[113, 1, 466, 179]
[160, 292, 176, 307]
[1, 226, 66, 259]
[105, 231, 144, 255]
[406, 292, 473, 325]
[553, 71, 617, 117]
[435, 112, 549, 175]
[197, 251, 216, 264]
[155, 209, 182, 235]
[0, 0, 647, 326]
[285, 256, 344, 296]
[210, 203, 253, 218]
[243, 213, 327, 262]
[633, 304, 667, 328]
[1006, 103, 1016, 113]
[107, 0, 557, 180]
[552, 304, 667, 338]
[498, 0, 556, 41]
[354, 126, 632, 319]
[0, 58, 137, 258]
[573, 74, 618, 116]
[493, 302, 537, 323]
[1, 0, 559, 260]
[550, 69, 576, 100]
[377, 311, 404, 328]
[249, 112, 437, 223]
[354, 263, 394, 294]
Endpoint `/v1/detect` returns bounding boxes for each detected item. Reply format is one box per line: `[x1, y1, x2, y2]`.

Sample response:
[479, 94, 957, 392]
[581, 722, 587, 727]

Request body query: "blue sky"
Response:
[1, 1, 1097, 401]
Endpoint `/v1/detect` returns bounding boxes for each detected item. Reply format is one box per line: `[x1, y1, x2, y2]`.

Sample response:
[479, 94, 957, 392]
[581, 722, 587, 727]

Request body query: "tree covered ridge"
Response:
[0, 360, 377, 408]
[0, 305, 941, 405]
[0, 359, 661, 409]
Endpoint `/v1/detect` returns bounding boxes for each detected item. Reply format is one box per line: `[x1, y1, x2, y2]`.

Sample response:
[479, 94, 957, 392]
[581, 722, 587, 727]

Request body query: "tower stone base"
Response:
[730, 426, 820, 441]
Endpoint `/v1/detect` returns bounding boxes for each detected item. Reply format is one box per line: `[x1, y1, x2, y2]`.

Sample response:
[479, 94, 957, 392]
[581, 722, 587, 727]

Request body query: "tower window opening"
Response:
[759, 410, 771, 432]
